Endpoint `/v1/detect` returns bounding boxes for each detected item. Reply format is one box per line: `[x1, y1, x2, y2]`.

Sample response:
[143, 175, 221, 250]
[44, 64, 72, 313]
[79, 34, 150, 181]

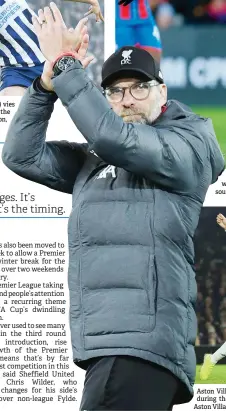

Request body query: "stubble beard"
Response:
[147, 103, 163, 125]
[121, 104, 162, 125]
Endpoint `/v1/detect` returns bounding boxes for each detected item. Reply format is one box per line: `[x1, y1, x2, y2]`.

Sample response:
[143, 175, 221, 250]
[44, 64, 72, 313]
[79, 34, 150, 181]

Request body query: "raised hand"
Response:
[63, 0, 104, 22]
[216, 213, 226, 230]
[32, 2, 88, 63]
[84, 1, 104, 23]
[40, 24, 93, 91]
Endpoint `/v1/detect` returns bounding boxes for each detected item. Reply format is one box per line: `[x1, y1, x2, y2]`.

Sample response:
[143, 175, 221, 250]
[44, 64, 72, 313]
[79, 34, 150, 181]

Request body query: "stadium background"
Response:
[151, 0, 226, 157]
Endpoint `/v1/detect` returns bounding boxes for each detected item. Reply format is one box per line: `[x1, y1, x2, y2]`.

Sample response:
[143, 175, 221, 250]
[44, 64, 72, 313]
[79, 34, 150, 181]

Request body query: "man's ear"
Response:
[160, 84, 167, 104]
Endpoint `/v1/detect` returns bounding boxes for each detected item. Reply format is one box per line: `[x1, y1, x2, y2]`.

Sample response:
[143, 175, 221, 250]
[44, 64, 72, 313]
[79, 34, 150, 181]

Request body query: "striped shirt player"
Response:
[0, 0, 45, 92]
[116, 0, 162, 62]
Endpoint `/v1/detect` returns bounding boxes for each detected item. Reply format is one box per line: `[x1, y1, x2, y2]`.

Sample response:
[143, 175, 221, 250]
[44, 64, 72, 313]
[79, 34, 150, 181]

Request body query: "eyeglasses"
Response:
[104, 80, 160, 103]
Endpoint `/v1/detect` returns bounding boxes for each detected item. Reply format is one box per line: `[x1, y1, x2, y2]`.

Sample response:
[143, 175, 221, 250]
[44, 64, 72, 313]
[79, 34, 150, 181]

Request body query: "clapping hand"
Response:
[32, 2, 88, 63]
[32, 2, 94, 91]
[216, 214, 226, 230]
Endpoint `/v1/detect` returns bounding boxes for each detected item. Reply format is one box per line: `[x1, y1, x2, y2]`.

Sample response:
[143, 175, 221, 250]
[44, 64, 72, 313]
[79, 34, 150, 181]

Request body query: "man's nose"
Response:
[122, 89, 135, 107]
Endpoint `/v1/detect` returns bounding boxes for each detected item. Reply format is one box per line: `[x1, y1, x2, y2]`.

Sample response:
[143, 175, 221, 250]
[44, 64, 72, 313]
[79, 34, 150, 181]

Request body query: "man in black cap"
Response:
[2, 5, 225, 410]
[101, 45, 165, 126]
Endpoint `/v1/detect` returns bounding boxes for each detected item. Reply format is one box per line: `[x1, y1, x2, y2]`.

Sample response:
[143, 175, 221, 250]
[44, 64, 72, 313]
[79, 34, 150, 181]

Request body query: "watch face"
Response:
[57, 56, 76, 71]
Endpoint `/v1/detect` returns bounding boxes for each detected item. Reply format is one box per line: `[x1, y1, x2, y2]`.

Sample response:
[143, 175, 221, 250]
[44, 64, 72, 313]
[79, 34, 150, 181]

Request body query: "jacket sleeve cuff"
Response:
[32, 77, 58, 103]
[52, 60, 88, 104]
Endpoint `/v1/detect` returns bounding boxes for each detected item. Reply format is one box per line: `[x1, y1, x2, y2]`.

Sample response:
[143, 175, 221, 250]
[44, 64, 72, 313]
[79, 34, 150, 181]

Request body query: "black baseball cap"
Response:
[101, 46, 164, 88]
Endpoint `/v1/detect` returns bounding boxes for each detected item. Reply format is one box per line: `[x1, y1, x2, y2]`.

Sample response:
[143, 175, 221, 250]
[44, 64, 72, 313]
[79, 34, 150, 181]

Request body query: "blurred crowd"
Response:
[194, 207, 226, 346]
[28, 0, 104, 85]
[152, 0, 226, 29]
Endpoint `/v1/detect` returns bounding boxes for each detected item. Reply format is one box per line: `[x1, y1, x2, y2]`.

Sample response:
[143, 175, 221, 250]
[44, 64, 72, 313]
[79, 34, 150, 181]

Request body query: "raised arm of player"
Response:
[216, 214, 226, 230]
[63, 0, 104, 22]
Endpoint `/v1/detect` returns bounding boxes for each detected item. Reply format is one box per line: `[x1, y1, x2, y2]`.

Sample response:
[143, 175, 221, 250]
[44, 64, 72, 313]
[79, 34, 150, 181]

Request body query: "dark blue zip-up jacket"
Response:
[2, 61, 225, 403]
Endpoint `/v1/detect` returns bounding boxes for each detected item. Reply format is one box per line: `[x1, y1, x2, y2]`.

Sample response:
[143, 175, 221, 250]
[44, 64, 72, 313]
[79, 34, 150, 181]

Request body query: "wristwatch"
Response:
[52, 53, 77, 76]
